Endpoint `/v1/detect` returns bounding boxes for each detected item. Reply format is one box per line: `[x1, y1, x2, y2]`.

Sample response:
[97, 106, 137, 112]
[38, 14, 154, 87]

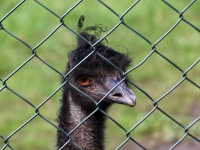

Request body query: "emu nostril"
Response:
[112, 93, 122, 97]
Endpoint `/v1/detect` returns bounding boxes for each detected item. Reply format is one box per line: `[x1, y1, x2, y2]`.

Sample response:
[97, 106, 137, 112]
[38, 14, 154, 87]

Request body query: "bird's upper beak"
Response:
[104, 77, 136, 107]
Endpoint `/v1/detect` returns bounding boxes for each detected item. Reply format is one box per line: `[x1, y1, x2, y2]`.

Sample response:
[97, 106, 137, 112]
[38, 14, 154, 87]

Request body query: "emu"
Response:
[57, 16, 136, 150]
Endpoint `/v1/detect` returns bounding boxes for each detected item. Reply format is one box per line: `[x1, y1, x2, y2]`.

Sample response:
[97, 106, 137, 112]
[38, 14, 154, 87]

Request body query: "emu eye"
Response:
[78, 76, 92, 86]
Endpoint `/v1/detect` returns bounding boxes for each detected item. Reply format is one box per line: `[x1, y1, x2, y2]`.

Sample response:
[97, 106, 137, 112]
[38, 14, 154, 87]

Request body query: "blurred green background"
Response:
[0, 0, 199, 150]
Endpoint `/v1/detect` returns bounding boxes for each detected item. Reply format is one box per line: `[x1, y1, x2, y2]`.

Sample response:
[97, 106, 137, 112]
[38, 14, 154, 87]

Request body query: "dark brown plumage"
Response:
[57, 15, 136, 150]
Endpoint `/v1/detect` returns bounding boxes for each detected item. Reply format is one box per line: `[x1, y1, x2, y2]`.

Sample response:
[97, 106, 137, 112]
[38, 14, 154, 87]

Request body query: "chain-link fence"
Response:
[0, 0, 199, 150]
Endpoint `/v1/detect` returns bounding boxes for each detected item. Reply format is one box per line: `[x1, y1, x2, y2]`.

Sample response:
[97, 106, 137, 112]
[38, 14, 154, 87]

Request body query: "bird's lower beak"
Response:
[105, 78, 136, 107]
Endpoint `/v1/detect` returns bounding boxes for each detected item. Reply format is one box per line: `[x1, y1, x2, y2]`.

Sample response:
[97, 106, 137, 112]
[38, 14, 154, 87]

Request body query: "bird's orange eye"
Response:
[78, 76, 91, 86]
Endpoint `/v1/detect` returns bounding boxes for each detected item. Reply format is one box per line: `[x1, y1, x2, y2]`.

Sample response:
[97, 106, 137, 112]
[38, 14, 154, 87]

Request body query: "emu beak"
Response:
[105, 78, 136, 107]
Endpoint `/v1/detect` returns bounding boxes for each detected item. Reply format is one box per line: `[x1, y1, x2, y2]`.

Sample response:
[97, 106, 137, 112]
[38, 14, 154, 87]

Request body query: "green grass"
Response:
[0, 1, 199, 150]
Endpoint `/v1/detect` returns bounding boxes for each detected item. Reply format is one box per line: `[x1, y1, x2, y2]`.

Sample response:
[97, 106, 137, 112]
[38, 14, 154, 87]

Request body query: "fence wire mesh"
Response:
[0, 0, 199, 150]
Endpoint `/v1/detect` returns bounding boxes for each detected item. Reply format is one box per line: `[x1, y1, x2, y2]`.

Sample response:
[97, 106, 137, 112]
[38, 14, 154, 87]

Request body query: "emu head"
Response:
[66, 18, 136, 109]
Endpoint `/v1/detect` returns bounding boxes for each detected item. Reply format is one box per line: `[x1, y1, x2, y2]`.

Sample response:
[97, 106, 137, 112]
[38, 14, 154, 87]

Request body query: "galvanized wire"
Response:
[0, 0, 199, 150]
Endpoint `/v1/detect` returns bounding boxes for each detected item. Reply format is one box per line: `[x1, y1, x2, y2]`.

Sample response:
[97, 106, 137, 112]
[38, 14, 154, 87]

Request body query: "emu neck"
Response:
[57, 91, 108, 150]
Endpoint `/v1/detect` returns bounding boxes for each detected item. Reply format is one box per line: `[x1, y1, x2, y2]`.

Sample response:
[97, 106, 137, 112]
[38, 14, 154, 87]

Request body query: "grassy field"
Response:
[0, 1, 199, 150]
